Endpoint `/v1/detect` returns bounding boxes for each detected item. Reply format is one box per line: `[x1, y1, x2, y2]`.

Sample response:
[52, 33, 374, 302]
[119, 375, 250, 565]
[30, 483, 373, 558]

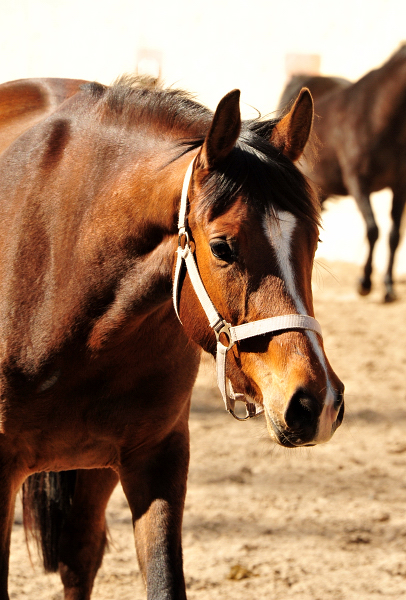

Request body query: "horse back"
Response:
[278, 74, 351, 114]
[346, 49, 406, 144]
[0, 78, 86, 155]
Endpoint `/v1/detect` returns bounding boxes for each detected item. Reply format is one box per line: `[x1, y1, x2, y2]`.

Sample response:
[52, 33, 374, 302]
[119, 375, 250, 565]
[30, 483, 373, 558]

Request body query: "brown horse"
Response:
[0, 76, 344, 599]
[279, 45, 406, 302]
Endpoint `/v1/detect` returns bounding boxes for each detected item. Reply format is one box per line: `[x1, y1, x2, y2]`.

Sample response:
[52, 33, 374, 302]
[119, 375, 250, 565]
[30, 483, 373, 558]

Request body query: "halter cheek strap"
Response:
[173, 158, 323, 421]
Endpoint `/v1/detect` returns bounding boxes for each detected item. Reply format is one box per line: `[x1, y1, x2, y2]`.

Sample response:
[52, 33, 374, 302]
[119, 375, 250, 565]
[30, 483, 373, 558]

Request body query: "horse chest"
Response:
[0, 336, 199, 472]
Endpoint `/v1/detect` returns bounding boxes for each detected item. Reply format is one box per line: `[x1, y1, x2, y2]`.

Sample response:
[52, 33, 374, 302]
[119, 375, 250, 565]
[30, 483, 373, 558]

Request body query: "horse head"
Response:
[175, 88, 344, 447]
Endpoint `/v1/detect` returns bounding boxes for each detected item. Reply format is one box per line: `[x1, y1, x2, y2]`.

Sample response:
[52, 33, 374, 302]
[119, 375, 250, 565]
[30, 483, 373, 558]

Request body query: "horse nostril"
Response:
[284, 390, 319, 436]
[336, 396, 345, 425]
[334, 390, 344, 411]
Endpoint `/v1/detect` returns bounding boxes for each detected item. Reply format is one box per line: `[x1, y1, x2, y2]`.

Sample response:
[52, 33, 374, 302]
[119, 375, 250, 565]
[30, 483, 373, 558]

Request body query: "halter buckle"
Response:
[178, 228, 189, 249]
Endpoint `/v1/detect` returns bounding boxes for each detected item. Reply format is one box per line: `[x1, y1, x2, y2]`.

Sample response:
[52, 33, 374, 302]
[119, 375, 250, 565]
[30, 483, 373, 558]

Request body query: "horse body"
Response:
[0, 86, 197, 466]
[0, 76, 343, 599]
[279, 45, 406, 301]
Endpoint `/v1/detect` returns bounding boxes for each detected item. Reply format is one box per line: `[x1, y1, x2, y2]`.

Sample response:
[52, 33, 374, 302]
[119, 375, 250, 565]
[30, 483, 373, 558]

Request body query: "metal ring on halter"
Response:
[229, 409, 252, 421]
[229, 400, 260, 421]
[214, 321, 234, 350]
[228, 394, 264, 421]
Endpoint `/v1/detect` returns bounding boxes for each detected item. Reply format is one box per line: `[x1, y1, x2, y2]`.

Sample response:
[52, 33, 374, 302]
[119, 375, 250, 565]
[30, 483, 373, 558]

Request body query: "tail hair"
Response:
[22, 471, 77, 572]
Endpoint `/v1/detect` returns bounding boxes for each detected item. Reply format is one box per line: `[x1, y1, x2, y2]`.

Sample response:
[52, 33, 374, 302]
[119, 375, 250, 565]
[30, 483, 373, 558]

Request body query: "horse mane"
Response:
[83, 75, 213, 139]
[82, 76, 320, 227]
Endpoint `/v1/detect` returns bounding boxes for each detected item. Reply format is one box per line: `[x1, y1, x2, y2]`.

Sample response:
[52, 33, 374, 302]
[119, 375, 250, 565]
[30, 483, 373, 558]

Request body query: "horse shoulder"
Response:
[87, 238, 177, 352]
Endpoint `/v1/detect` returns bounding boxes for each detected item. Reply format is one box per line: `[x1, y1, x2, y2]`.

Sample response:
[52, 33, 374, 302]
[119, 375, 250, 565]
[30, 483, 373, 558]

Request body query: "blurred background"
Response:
[1, 0, 405, 113]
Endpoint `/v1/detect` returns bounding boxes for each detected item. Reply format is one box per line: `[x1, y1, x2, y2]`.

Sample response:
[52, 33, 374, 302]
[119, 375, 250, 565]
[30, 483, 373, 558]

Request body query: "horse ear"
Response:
[270, 88, 313, 162]
[200, 89, 241, 169]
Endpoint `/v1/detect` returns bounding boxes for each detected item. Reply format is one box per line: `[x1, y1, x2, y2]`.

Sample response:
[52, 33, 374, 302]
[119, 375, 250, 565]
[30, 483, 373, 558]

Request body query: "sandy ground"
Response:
[7, 193, 406, 599]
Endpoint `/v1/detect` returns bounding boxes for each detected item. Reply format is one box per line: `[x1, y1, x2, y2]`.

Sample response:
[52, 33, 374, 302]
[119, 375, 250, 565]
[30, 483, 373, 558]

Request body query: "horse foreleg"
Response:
[0, 462, 24, 600]
[58, 468, 119, 600]
[384, 188, 406, 302]
[120, 423, 190, 600]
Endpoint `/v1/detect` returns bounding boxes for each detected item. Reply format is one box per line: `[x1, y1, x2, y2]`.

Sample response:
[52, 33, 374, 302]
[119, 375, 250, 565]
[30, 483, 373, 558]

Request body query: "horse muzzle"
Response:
[264, 386, 345, 447]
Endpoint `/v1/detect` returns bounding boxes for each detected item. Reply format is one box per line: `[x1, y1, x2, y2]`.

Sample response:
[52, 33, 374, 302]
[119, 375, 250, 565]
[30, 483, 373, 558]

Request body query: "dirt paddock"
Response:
[8, 259, 406, 599]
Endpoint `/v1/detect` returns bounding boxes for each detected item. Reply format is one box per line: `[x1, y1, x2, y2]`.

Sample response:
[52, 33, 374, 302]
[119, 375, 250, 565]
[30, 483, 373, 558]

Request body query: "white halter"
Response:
[173, 158, 323, 420]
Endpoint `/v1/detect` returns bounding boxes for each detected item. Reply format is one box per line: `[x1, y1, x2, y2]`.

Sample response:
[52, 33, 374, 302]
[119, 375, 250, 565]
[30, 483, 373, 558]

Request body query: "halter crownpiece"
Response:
[173, 158, 323, 421]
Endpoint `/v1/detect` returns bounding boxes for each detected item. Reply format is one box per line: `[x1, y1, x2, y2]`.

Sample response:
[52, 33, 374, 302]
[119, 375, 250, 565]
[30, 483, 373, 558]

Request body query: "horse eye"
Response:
[209, 240, 235, 263]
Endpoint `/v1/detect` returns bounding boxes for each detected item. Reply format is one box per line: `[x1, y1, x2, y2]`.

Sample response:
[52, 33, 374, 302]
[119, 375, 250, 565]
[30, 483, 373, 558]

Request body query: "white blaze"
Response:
[263, 210, 336, 441]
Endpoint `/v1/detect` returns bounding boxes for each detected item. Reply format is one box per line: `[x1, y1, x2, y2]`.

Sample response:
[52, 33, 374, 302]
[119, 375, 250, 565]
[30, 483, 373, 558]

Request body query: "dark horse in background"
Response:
[0, 76, 344, 599]
[279, 44, 406, 302]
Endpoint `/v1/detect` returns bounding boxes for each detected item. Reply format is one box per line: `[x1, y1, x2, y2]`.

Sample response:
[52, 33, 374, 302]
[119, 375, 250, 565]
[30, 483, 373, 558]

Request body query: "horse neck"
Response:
[84, 150, 197, 352]
[0, 135, 193, 366]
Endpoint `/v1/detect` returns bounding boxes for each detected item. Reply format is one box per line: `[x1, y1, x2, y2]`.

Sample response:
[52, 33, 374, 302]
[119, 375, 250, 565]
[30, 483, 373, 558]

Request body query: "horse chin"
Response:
[263, 409, 302, 448]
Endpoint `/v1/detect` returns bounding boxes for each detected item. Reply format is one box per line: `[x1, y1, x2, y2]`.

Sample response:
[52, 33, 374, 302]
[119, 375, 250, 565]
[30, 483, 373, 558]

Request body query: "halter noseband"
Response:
[173, 158, 323, 421]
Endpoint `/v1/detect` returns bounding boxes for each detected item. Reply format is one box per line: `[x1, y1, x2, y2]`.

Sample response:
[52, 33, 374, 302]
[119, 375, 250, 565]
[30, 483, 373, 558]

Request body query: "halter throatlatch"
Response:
[173, 158, 323, 421]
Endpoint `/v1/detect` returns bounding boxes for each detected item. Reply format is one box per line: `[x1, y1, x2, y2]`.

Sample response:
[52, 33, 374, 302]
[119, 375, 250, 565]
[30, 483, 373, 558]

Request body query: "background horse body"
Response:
[0, 76, 343, 599]
[279, 45, 406, 301]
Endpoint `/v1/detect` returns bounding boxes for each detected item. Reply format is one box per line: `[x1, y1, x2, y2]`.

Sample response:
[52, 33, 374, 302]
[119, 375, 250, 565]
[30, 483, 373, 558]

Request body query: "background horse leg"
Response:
[120, 416, 190, 600]
[58, 468, 119, 600]
[346, 180, 379, 295]
[384, 186, 406, 302]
